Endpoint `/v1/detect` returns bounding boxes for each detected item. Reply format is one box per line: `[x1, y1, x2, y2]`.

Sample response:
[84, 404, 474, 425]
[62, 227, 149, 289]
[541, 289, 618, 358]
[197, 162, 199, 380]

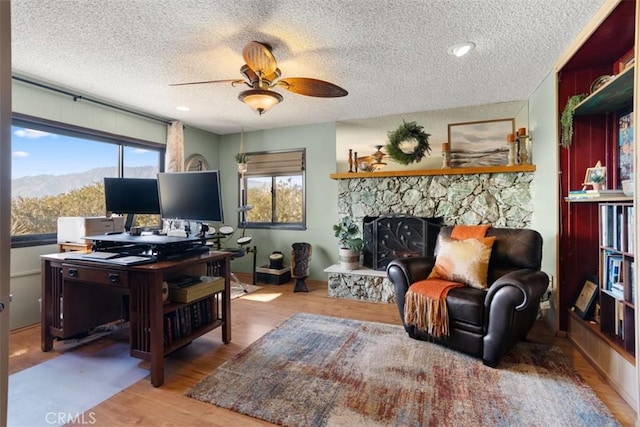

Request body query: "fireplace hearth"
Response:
[363, 214, 443, 271]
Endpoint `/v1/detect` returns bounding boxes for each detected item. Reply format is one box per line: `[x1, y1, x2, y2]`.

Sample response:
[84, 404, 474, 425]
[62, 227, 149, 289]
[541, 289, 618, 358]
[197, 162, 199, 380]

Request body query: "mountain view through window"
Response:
[11, 124, 161, 240]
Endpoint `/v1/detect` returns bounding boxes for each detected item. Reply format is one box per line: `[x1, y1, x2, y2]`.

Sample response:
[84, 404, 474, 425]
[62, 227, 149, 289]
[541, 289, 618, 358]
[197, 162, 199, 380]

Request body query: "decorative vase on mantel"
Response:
[338, 247, 360, 270]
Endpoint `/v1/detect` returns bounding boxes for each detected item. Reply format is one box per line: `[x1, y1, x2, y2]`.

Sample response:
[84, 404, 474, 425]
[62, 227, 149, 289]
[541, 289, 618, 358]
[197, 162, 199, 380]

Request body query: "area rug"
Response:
[185, 313, 619, 427]
[8, 342, 148, 427]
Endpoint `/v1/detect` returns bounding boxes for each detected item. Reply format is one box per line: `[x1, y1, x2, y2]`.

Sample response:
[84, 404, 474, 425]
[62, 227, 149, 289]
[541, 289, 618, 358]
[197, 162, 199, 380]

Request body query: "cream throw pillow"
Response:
[427, 235, 496, 289]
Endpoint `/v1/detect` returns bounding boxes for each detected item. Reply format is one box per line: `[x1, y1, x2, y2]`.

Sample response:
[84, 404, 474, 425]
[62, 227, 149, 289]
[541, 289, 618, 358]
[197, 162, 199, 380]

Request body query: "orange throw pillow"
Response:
[427, 235, 496, 289]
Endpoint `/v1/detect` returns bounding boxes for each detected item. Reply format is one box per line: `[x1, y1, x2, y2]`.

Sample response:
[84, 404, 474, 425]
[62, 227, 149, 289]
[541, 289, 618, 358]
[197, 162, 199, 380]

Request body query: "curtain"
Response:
[165, 120, 184, 172]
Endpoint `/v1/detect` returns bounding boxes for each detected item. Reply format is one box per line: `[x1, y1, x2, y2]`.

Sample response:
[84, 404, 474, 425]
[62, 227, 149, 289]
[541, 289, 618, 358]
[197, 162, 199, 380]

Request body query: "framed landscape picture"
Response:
[448, 118, 514, 167]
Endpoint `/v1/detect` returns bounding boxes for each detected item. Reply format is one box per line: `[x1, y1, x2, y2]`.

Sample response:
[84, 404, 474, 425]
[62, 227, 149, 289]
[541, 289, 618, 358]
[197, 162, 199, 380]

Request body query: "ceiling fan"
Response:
[170, 41, 348, 115]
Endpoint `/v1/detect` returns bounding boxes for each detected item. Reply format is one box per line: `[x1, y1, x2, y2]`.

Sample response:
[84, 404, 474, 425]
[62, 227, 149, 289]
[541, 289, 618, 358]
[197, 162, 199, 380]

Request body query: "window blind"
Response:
[243, 149, 305, 176]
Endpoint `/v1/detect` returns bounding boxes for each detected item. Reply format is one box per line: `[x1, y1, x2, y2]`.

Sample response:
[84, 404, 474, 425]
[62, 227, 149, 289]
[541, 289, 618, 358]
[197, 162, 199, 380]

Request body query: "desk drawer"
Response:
[62, 264, 129, 287]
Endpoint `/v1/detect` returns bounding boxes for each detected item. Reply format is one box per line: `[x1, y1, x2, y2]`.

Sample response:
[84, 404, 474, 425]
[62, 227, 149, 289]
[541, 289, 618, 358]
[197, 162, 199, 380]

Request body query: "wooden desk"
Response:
[40, 251, 231, 387]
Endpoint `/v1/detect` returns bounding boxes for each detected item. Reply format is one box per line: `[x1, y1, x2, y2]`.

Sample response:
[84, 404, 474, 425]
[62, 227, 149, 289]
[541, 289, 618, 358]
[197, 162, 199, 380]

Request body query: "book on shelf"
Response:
[628, 206, 634, 254]
[567, 189, 600, 200]
[616, 299, 625, 339]
[163, 298, 215, 345]
[601, 205, 614, 247]
[603, 252, 623, 293]
[567, 189, 627, 200]
[611, 282, 624, 300]
[631, 261, 636, 304]
[612, 210, 619, 250]
[599, 204, 632, 251]
[609, 255, 622, 288]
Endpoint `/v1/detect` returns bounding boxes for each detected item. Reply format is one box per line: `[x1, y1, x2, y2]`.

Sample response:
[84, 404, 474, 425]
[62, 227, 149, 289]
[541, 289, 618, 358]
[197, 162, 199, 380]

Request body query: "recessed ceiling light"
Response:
[448, 42, 475, 57]
[176, 105, 191, 111]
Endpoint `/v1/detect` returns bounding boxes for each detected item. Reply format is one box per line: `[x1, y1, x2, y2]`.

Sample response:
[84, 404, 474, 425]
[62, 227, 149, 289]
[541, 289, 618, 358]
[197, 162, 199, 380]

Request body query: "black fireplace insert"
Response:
[363, 214, 443, 271]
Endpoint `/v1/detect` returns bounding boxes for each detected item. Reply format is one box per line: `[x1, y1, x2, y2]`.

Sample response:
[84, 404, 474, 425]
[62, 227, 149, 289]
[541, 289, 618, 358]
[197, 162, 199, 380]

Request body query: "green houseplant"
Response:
[234, 152, 250, 163]
[235, 152, 249, 173]
[560, 94, 588, 148]
[333, 216, 364, 270]
[590, 173, 605, 190]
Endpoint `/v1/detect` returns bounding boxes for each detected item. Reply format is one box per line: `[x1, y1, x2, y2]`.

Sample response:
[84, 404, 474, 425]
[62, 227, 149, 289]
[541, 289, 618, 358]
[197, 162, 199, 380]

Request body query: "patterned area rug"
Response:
[185, 313, 619, 427]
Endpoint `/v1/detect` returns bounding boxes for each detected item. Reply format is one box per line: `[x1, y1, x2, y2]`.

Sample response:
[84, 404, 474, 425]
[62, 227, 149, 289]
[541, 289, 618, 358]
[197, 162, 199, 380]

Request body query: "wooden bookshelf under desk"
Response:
[40, 251, 232, 387]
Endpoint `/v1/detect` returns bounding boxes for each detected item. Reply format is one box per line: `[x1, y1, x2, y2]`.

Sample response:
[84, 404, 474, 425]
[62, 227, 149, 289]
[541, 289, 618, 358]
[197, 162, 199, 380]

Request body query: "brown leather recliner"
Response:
[386, 226, 549, 367]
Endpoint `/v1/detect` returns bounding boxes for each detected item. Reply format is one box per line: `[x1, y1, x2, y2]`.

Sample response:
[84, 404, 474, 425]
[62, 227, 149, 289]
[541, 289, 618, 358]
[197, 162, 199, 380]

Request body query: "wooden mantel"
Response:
[329, 164, 536, 179]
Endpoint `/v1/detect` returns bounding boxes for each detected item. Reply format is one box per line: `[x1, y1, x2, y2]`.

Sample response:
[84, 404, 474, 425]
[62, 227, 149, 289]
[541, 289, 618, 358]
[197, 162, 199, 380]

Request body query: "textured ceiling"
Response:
[11, 0, 607, 135]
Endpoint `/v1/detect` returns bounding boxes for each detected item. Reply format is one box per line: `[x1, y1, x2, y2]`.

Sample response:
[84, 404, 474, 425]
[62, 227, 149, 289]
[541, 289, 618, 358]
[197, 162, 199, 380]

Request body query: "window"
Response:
[11, 114, 164, 247]
[240, 149, 305, 230]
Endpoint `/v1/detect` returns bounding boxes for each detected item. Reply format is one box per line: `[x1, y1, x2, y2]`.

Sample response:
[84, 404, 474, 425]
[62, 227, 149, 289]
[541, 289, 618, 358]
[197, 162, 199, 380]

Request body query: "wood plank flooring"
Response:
[8, 276, 637, 426]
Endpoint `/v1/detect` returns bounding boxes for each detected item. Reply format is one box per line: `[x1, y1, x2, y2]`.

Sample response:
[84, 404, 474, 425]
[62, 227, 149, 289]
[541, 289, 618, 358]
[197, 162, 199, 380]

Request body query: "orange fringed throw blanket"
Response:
[404, 225, 490, 338]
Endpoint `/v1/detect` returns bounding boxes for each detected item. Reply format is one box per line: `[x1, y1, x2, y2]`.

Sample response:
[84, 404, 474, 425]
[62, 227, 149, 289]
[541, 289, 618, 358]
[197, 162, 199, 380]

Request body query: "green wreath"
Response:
[385, 121, 431, 165]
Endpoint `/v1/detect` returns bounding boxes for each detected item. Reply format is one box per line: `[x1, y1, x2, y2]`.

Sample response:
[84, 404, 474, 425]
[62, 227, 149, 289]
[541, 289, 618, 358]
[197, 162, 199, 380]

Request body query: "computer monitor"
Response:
[157, 171, 224, 233]
[104, 177, 161, 231]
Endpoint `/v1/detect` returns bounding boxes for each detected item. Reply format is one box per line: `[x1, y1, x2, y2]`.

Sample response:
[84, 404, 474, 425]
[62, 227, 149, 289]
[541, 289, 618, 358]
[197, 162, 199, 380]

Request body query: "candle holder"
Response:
[517, 134, 532, 165]
[507, 142, 517, 166]
[348, 149, 354, 173]
[441, 142, 451, 168]
[442, 149, 451, 168]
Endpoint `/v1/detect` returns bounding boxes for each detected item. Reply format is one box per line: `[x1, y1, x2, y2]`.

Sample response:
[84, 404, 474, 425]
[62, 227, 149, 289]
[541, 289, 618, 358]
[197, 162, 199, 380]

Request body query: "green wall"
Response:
[529, 71, 559, 326]
[218, 124, 339, 281]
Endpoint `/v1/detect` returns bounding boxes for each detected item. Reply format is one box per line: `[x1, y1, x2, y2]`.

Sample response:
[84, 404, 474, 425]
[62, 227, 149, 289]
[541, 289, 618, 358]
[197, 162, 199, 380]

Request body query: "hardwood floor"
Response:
[9, 275, 637, 426]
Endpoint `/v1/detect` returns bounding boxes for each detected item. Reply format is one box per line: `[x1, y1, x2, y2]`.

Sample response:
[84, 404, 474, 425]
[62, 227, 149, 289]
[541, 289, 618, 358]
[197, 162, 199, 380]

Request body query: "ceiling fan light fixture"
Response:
[448, 42, 475, 57]
[238, 89, 283, 115]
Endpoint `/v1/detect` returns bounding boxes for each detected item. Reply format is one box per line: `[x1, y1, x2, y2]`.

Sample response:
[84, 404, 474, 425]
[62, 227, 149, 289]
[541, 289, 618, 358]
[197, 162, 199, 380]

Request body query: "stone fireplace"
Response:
[326, 169, 535, 303]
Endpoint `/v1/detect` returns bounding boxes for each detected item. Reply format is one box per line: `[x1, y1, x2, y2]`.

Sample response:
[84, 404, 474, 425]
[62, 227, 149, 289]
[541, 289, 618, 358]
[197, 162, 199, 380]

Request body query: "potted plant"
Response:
[590, 173, 605, 191]
[333, 216, 364, 270]
[235, 152, 249, 173]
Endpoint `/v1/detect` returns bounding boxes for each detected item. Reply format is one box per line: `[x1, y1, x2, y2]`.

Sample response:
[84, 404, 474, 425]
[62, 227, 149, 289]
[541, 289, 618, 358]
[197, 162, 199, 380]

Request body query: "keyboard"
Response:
[81, 252, 121, 260]
[102, 255, 156, 266]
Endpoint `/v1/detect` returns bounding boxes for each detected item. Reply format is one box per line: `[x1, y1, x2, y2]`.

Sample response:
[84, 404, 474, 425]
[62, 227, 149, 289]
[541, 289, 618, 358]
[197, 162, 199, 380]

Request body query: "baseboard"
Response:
[568, 317, 638, 412]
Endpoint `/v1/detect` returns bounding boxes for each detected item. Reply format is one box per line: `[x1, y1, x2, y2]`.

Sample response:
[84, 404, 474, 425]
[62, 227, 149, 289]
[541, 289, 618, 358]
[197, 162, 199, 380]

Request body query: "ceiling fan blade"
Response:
[242, 41, 277, 76]
[169, 79, 245, 87]
[278, 78, 348, 97]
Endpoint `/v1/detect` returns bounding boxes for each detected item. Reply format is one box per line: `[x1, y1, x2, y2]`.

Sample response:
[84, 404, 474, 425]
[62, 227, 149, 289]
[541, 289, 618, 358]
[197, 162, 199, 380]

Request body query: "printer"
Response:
[57, 216, 125, 244]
